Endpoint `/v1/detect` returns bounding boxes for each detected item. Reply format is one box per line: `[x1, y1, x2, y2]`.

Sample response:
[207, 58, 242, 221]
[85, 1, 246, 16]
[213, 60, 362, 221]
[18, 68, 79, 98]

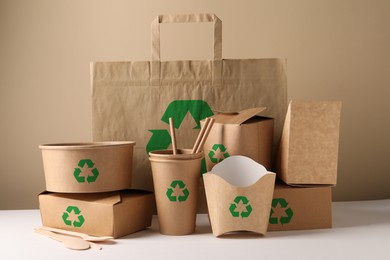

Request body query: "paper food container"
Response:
[39, 141, 135, 193]
[203, 156, 276, 237]
[268, 180, 332, 231]
[149, 149, 203, 235]
[276, 101, 342, 186]
[38, 189, 154, 238]
[202, 107, 274, 172]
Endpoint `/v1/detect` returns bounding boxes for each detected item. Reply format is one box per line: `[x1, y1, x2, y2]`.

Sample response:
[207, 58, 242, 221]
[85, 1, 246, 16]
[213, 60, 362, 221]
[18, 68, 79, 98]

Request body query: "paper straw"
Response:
[195, 118, 215, 154]
[192, 117, 211, 154]
[169, 117, 177, 155]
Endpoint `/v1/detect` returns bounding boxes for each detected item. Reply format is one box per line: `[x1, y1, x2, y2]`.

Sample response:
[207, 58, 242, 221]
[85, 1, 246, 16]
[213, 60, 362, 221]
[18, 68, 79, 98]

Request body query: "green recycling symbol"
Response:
[146, 100, 214, 154]
[62, 206, 85, 228]
[73, 159, 99, 183]
[269, 198, 294, 224]
[166, 180, 190, 202]
[208, 144, 230, 163]
[229, 196, 252, 218]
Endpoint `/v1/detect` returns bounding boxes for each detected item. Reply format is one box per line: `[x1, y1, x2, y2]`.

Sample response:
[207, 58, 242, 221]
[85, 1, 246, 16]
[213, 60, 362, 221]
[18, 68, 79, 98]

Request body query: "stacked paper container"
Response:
[37, 142, 154, 238]
[271, 100, 342, 231]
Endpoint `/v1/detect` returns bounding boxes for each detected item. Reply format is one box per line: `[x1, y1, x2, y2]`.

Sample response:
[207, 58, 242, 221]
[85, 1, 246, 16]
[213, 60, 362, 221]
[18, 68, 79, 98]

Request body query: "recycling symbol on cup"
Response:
[229, 196, 252, 218]
[269, 198, 294, 224]
[73, 159, 99, 183]
[208, 144, 230, 163]
[146, 100, 214, 154]
[62, 206, 85, 228]
[166, 180, 190, 202]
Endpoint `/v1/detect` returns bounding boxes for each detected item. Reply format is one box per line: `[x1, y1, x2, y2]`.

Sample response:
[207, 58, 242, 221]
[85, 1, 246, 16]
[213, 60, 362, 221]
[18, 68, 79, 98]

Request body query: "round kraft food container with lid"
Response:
[39, 141, 135, 193]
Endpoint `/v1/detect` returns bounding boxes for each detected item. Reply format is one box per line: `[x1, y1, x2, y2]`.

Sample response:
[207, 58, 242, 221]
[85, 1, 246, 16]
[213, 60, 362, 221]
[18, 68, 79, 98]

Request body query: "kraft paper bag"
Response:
[91, 13, 287, 212]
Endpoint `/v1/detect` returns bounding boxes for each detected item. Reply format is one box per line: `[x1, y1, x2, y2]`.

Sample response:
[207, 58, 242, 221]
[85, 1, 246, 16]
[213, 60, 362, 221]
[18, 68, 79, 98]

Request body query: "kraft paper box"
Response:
[268, 180, 332, 231]
[39, 142, 135, 193]
[203, 156, 276, 237]
[39, 189, 154, 238]
[276, 101, 342, 185]
[203, 107, 274, 171]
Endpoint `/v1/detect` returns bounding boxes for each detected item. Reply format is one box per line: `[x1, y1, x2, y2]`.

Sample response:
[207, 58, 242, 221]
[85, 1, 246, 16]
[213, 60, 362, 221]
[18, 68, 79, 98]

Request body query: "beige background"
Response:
[1, 0, 389, 209]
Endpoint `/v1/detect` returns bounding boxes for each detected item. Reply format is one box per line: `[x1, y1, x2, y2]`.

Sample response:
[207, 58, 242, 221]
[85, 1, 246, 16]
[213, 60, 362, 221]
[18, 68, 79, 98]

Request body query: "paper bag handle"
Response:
[151, 13, 222, 61]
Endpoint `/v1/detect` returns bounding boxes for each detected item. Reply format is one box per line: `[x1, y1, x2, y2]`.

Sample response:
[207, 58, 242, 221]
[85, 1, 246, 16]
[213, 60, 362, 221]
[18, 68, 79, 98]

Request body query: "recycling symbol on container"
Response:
[208, 144, 230, 163]
[229, 196, 252, 218]
[73, 159, 99, 183]
[166, 180, 190, 202]
[269, 198, 294, 224]
[146, 100, 214, 154]
[62, 206, 85, 228]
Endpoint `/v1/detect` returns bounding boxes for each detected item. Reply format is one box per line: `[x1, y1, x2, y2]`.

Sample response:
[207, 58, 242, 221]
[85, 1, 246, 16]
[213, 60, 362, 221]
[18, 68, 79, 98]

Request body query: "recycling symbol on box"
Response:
[229, 196, 252, 218]
[208, 144, 230, 163]
[269, 198, 294, 224]
[146, 100, 214, 154]
[62, 206, 85, 228]
[73, 159, 99, 183]
[166, 180, 189, 202]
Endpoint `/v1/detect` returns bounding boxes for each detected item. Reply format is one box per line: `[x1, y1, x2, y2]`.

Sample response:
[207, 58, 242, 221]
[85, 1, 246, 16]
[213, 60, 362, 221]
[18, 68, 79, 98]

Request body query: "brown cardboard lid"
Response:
[213, 107, 267, 125]
[38, 191, 122, 205]
[38, 189, 154, 205]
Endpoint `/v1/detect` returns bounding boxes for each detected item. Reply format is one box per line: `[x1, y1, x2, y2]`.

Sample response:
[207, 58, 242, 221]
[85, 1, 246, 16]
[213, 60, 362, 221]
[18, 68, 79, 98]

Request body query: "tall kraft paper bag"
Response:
[91, 14, 287, 213]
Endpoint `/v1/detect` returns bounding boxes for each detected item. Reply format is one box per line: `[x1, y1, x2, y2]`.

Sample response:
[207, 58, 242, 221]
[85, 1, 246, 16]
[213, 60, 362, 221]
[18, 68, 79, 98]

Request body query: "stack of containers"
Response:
[201, 101, 342, 235]
[38, 141, 154, 238]
[271, 100, 342, 231]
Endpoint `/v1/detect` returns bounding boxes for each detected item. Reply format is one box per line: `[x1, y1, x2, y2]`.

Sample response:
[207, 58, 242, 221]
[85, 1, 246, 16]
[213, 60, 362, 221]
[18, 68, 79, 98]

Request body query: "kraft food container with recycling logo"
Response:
[149, 149, 203, 236]
[38, 189, 154, 238]
[39, 141, 135, 193]
[202, 107, 274, 172]
[203, 155, 276, 237]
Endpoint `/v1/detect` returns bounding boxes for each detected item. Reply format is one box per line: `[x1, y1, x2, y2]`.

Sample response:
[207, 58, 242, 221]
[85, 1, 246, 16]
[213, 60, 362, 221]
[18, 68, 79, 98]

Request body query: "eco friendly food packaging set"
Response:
[37, 13, 342, 241]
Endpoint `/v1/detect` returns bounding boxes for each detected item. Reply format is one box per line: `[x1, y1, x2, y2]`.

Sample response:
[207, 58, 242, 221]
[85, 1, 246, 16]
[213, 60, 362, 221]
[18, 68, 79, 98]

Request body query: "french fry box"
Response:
[276, 101, 342, 185]
[202, 107, 274, 172]
[38, 189, 154, 238]
[39, 142, 135, 193]
[149, 149, 203, 236]
[203, 155, 276, 237]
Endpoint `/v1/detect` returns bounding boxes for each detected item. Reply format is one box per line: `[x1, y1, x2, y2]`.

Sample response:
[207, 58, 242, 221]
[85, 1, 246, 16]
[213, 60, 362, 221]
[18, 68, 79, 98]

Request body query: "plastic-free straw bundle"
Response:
[192, 118, 215, 154]
[168, 117, 215, 154]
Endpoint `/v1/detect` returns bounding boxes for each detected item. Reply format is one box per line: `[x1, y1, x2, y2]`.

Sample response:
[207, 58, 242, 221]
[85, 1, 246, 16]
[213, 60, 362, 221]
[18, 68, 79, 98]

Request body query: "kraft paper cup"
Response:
[39, 141, 135, 193]
[149, 149, 203, 235]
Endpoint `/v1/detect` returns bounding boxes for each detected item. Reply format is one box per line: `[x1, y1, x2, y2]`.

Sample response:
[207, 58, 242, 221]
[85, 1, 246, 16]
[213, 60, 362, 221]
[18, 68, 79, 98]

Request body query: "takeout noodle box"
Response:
[39, 141, 135, 192]
[202, 107, 274, 171]
[268, 180, 332, 231]
[38, 189, 154, 238]
[276, 101, 342, 185]
[203, 156, 276, 237]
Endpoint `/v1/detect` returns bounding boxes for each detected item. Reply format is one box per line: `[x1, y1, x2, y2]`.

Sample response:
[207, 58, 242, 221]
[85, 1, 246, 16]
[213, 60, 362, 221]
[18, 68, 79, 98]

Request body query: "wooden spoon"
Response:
[35, 229, 90, 250]
[36, 226, 113, 242]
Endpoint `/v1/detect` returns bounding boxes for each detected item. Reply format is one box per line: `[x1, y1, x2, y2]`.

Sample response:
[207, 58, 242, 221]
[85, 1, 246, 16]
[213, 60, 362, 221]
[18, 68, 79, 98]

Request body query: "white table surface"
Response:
[1, 199, 389, 260]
